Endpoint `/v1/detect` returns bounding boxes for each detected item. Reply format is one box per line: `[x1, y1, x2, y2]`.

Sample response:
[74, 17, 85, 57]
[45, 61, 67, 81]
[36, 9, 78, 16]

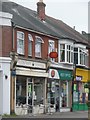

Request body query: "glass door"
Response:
[27, 78, 33, 113]
[55, 80, 60, 112]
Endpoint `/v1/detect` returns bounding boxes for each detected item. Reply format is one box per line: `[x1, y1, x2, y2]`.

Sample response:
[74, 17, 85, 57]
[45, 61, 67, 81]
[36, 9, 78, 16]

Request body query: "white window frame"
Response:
[28, 34, 33, 56]
[59, 41, 74, 63]
[35, 36, 44, 58]
[74, 44, 88, 66]
[48, 40, 55, 62]
[17, 31, 24, 55]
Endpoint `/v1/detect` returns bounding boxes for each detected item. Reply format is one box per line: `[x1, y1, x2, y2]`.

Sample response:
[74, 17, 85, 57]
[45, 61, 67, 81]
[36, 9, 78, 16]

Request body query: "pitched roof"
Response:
[1, 0, 89, 45]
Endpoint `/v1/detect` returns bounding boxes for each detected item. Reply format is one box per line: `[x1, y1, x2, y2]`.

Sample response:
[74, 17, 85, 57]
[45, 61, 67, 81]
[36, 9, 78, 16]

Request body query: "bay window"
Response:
[74, 47, 88, 66]
[60, 44, 65, 62]
[17, 31, 24, 54]
[59, 43, 73, 63]
[74, 48, 78, 64]
[28, 34, 33, 56]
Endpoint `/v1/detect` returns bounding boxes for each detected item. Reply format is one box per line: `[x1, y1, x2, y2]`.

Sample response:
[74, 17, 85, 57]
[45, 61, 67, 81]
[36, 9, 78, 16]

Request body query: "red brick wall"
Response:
[0, 26, 2, 56]
[2, 26, 12, 57]
[14, 28, 58, 61]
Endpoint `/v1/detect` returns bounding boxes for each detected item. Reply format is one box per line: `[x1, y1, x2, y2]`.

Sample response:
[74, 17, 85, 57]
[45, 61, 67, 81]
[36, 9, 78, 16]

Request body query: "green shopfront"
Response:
[47, 69, 72, 112]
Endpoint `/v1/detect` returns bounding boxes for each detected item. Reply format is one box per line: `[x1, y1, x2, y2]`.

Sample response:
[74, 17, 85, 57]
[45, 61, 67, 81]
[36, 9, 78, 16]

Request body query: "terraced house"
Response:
[0, 0, 90, 115]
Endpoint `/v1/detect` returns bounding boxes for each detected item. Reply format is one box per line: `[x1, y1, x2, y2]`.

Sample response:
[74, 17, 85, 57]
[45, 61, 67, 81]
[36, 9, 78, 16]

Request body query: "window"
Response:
[84, 51, 88, 66]
[17, 31, 24, 54]
[74, 48, 78, 64]
[35, 36, 44, 57]
[74, 47, 88, 66]
[59, 44, 74, 63]
[28, 34, 33, 56]
[48, 40, 55, 61]
[60, 44, 65, 62]
[67, 45, 73, 63]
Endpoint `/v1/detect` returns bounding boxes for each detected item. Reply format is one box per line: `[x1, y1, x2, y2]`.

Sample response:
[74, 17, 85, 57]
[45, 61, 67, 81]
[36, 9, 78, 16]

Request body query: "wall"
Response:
[14, 28, 58, 61]
[0, 57, 11, 115]
[2, 26, 12, 57]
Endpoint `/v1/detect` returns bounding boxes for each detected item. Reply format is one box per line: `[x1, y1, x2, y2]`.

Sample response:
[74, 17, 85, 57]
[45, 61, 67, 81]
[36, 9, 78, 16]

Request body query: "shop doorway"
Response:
[47, 80, 60, 112]
[27, 78, 33, 113]
[16, 77, 33, 115]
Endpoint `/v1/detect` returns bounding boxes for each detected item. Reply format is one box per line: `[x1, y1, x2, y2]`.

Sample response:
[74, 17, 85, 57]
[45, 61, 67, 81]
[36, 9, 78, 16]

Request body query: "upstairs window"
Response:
[74, 48, 78, 64]
[28, 34, 33, 56]
[17, 31, 24, 54]
[35, 36, 44, 58]
[74, 47, 88, 66]
[48, 40, 55, 61]
[60, 44, 65, 62]
[59, 43, 74, 63]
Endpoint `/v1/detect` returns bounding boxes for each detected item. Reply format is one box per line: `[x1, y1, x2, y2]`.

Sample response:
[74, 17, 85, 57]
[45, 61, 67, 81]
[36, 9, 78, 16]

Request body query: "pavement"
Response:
[2, 111, 88, 119]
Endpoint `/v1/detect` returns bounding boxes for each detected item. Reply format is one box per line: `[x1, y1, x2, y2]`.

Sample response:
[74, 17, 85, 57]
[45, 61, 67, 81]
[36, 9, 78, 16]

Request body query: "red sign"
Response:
[51, 70, 55, 77]
[49, 52, 58, 58]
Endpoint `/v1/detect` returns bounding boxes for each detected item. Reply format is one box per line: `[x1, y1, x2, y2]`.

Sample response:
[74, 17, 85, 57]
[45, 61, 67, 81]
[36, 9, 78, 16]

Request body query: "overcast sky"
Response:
[9, 0, 89, 33]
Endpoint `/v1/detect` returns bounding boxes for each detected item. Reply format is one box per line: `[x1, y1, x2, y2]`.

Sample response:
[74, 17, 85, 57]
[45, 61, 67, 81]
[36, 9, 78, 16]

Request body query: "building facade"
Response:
[0, 0, 90, 115]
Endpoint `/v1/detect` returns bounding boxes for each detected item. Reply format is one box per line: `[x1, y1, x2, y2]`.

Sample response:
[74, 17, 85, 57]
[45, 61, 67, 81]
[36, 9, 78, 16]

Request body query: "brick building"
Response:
[0, 0, 90, 115]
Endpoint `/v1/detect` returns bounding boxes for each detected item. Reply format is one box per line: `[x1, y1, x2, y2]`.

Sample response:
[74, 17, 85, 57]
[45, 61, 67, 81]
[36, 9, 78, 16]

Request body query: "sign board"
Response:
[58, 70, 72, 81]
[76, 76, 82, 81]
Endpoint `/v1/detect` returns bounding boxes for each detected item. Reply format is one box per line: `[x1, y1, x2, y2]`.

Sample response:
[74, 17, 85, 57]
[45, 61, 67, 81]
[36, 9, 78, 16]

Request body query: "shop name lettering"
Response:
[60, 73, 71, 77]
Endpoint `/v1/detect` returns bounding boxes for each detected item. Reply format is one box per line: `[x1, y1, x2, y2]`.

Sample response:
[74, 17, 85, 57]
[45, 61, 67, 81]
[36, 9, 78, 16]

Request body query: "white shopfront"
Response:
[15, 59, 48, 115]
[0, 57, 11, 115]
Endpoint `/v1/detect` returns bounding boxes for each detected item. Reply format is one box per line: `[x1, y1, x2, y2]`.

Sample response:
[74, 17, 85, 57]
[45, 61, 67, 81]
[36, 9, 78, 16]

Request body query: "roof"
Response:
[1, 0, 89, 45]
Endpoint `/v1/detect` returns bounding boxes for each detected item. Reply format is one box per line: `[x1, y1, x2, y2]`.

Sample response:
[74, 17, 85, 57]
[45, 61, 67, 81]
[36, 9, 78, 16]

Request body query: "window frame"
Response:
[48, 40, 55, 62]
[59, 42, 74, 63]
[35, 36, 44, 58]
[17, 31, 24, 55]
[28, 34, 33, 56]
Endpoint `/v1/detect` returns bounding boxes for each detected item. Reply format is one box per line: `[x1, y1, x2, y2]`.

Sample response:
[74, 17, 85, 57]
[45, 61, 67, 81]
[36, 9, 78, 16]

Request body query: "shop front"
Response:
[72, 67, 89, 111]
[12, 59, 48, 115]
[47, 69, 72, 113]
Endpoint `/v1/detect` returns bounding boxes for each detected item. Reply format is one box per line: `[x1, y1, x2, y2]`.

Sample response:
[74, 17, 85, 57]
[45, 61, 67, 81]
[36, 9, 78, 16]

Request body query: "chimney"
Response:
[37, 0, 46, 21]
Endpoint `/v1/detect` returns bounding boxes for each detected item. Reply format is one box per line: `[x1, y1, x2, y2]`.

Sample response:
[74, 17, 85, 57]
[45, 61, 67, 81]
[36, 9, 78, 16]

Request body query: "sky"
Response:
[9, 0, 89, 33]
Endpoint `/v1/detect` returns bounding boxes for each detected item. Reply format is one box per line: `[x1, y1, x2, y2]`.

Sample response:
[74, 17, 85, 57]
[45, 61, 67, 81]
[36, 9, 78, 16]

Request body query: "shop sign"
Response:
[76, 76, 82, 81]
[51, 70, 55, 77]
[11, 70, 16, 76]
[58, 70, 72, 80]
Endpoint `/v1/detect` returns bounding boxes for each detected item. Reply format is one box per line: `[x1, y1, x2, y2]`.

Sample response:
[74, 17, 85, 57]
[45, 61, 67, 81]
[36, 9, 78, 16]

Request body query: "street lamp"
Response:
[10, 51, 18, 114]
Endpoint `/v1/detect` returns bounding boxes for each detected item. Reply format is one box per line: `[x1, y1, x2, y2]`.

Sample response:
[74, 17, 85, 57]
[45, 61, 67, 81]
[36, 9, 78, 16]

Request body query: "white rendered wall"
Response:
[0, 57, 11, 115]
[0, 12, 13, 26]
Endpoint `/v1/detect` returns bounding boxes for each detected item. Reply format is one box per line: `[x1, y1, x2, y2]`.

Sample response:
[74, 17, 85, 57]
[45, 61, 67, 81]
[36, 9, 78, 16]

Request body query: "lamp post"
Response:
[10, 51, 18, 114]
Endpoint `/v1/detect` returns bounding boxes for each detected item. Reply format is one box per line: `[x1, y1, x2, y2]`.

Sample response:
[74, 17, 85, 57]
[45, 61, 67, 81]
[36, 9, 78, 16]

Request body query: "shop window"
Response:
[34, 84, 43, 105]
[48, 40, 55, 61]
[60, 81, 68, 107]
[17, 31, 24, 54]
[28, 34, 33, 56]
[35, 36, 44, 58]
[73, 82, 88, 104]
[16, 79, 26, 106]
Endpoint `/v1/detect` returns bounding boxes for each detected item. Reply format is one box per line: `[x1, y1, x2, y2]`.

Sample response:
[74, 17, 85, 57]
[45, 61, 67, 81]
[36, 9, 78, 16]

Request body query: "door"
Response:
[55, 80, 60, 112]
[27, 78, 33, 113]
